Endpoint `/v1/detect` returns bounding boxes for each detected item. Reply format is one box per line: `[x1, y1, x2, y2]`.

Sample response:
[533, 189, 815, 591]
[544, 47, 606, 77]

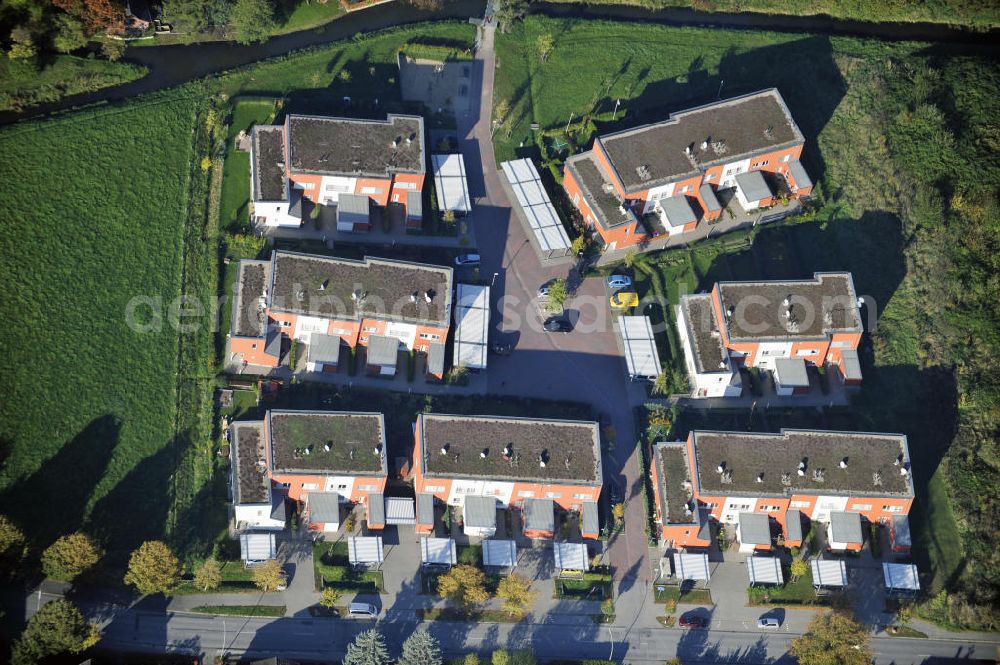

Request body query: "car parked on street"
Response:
[607, 274, 632, 289]
[609, 291, 639, 309]
[679, 613, 707, 629]
[543, 316, 572, 333]
[454, 253, 481, 266]
[757, 616, 781, 629]
[537, 282, 552, 298]
[348, 602, 379, 618]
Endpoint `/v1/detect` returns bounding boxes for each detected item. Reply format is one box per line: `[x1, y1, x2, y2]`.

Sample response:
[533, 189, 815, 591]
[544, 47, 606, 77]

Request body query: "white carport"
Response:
[619, 316, 661, 380]
[453, 283, 490, 370]
[432, 153, 472, 214]
[420, 537, 458, 566]
[747, 556, 783, 586]
[811, 559, 847, 588]
[554, 542, 589, 572]
[348, 536, 385, 565]
[501, 158, 572, 259]
[672, 551, 711, 581]
[240, 532, 276, 563]
[482, 539, 518, 568]
[883, 563, 920, 593]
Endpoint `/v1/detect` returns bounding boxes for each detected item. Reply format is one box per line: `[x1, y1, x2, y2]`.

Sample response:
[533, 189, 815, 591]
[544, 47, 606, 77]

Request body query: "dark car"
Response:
[543, 316, 572, 333]
[491, 343, 513, 356]
[678, 613, 706, 629]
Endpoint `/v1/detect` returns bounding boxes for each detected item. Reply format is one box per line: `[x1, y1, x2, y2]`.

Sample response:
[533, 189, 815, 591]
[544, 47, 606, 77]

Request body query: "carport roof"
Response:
[367, 492, 386, 527]
[658, 195, 697, 227]
[883, 562, 919, 590]
[774, 357, 809, 387]
[348, 536, 384, 564]
[829, 511, 863, 544]
[747, 556, 783, 585]
[416, 493, 435, 526]
[306, 492, 341, 524]
[419, 414, 602, 484]
[427, 341, 446, 376]
[523, 498, 554, 533]
[811, 559, 847, 587]
[501, 158, 572, 252]
[619, 315, 661, 380]
[788, 159, 812, 190]
[738, 512, 772, 546]
[463, 495, 497, 529]
[421, 537, 457, 565]
[699, 184, 721, 212]
[735, 170, 772, 202]
[308, 333, 342, 364]
[840, 348, 863, 380]
[483, 539, 517, 568]
[554, 542, 589, 571]
[432, 153, 472, 213]
[385, 497, 415, 525]
[672, 551, 711, 581]
[240, 532, 276, 562]
[453, 283, 489, 370]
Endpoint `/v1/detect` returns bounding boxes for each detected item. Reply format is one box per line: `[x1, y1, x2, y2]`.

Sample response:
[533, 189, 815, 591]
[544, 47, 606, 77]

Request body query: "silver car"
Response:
[606, 275, 632, 289]
[757, 617, 780, 629]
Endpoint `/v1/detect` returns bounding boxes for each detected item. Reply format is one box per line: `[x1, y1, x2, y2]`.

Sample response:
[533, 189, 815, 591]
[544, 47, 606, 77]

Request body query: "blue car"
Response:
[606, 275, 632, 289]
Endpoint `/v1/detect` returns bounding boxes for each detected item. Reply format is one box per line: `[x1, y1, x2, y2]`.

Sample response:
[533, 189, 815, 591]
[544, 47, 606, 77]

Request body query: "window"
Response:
[302, 483, 319, 490]
[360, 186, 381, 194]
[831, 340, 852, 348]
[331, 328, 352, 335]
[324, 183, 349, 193]
[851, 504, 872, 511]
[363, 326, 378, 333]
[517, 490, 535, 498]
[394, 181, 417, 190]
[419, 333, 441, 341]
[393, 194, 401, 203]
[759, 505, 780, 512]
[782, 155, 791, 163]
[424, 485, 445, 493]
[796, 349, 819, 356]
[760, 348, 786, 357]
[358, 484, 377, 492]
[705, 172, 715, 181]
[753, 160, 769, 168]
[337, 484, 348, 490]
[282, 321, 291, 328]
[299, 182, 316, 190]
[680, 185, 690, 194]
[882, 505, 903, 513]
[790, 500, 811, 508]
[544, 492, 562, 499]
[573, 493, 590, 500]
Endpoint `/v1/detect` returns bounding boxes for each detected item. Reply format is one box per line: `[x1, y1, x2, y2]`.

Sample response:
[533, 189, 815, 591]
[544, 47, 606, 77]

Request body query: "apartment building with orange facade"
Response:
[411, 414, 603, 540]
[229, 410, 388, 533]
[677, 272, 864, 396]
[229, 250, 453, 379]
[563, 89, 813, 251]
[651, 429, 915, 552]
[250, 114, 426, 230]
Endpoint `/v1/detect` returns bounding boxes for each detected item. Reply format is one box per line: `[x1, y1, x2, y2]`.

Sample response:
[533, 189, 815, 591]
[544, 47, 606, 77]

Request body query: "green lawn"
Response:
[219, 98, 279, 234]
[275, 0, 346, 35]
[0, 97, 196, 558]
[540, 0, 999, 28]
[191, 604, 286, 617]
[0, 55, 147, 112]
[654, 584, 713, 605]
[314, 541, 384, 592]
[554, 571, 613, 599]
[747, 570, 823, 606]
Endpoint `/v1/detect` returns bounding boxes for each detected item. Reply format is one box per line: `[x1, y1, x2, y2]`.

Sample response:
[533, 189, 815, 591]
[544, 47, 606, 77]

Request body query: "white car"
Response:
[454, 254, 481, 266]
[757, 617, 781, 629]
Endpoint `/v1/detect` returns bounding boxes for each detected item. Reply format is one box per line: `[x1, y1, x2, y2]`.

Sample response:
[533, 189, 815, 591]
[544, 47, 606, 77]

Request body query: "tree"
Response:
[124, 540, 180, 595]
[41, 533, 103, 582]
[493, 0, 527, 33]
[442, 209, 457, 225]
[496, 573, 534, 616]
[161, 0, 208, 34]
[789, 558, 808, 582]
[398, 629, 442, 665]
[611, 502, 626, 524]
[319, 587, 340, 608]
[252, 559, 285, 592]
[437, 564, 489, 608]
[790, 611, 873, 665]
[343, 628, 391, 665]
[10, 599, 99, 665]
[51, 14, 88, 53]
[53, 0, 124, 35]
[547, 277, 568, 309]
[193, 558, 222, 591]
[463, 655, 480, 665]
[230, 0, 275, 45]
[0, 514, 26, 564]
[571, 234, 586, 256]
[403, 0, 443, 9]
[492, 651, 510, 665]
[509, 651, 537, 665]
[536, 32, 553, 62]
[652, 370, 671, 396]
[7, 29, 37, 59]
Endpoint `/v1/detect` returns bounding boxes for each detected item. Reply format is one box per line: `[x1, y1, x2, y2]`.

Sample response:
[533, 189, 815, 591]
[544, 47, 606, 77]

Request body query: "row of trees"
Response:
[1, 515, 102, 582]
[344, 629, 540, 665]
[436, 564, 536, 616]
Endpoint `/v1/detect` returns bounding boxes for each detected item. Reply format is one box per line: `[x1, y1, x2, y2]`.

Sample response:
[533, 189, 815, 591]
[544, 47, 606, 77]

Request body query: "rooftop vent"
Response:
[684, 144, 693, 156]
[424, 291, 433, 303]
[303, 446, 312, 456]
[296, 290, 306, 302]
[873, 471, 883, 487]
[373, 444, 382, 456]
[900, 466, 910, 476]
[782, 295, 792, 307]
[602, 182, 615, 194]
[720, 470, 733, 484]
[564, 457, 571, 470]
[319, 279, 328, 292]
[718, 361, 727, 369]
[839, 457, 849, 469]
[700, 139, 709, 150]
[636, 165, 652, 181]
[410, 292, 418, 303]
[440, 445, 449, 455]
[812, 468, 825, 483]
[711, 140, 728, 155]
[538, 451, 549, 468]
[857, 297, 865, 308]
[716, 463, 726, 474]
[480, 448, 489, 459]
[323, 443, 332, 452]
[391, 137, 400, 148]
[503, 444, 512, 459]
[763, 125, 774, 139]
[756, 473, 764, 483]
[781, 473, 792, 486]
[726, 305, 735, 318]
[894, 454, 903, 466]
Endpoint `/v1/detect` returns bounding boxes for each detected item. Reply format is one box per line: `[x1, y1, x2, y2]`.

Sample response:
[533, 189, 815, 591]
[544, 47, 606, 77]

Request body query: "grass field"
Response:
[0, 56, 148, 112]
[191, 604, 286, 617]
[541, 0, 1000, 28]
[0, 96, 197, 557]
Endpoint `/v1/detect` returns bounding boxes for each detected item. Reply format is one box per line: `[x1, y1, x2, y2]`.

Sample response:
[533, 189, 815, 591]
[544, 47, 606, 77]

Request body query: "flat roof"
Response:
[416, 493, 435, 526]
[366, 334, 399, 367]
[655, 443, 697, 525]
[565, 153, 636, 230]
[308, 333, 342, 364]
[240, 532, 276, 561]
[463, 495, 497, 529]
[234, 260, 269, 337]
[453, 283, 489, 370]
[658, 195, 697, 227]
[774, 357, 809, 387]
[788, 159, 812, 190]
[432, 153, 471, 213]
[811, 559, 847, 587]
[892, 514, 911, 547]
[419, 414, 602, 484]
[598, 89, 803, 193]
[501, 159, 571, 253]
[367, 492, 385, 526]
[232, 421, 270, 505]
[735, 170, 772, 202]
[267, 410, 387, 476]
[829, 511, 863, 544]
[700, 184, 721, 212]
[286, 114, 425, 178]
[747, 555, 783, 585]
[306, 492, 342, 523]
[738, 512, 772, 545]
[582, 501, 599, 536]
[785, 509, 803, 542]
[251, 125, 287, 202]
[619, 315, 661, 379]
[717, 272, 862, 341]
[679, 295, 730, 374]
[523, 498, 554, 533]
[691, 429, 914, 497]
[268, 251, 453, 326]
